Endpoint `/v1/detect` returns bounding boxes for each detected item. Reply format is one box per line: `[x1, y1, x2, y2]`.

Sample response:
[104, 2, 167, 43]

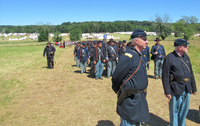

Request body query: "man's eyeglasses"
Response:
[139, 38, 147, 41]
[182, 45, 188, 48]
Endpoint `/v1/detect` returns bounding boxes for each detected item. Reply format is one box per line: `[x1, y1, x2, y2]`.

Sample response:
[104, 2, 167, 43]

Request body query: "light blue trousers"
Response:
[95, 60, 104, 79]
[169, 91, 191, 126]
[76, 56, 79, 67]
[80, 61, 87, 73]
[154, 59, 163, 77]
[120, 117, 140, 126]
[107, 61, 116, 77]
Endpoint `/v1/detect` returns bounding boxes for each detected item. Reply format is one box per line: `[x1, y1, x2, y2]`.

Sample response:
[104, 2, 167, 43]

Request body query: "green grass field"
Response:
[0, 35, 200, 125]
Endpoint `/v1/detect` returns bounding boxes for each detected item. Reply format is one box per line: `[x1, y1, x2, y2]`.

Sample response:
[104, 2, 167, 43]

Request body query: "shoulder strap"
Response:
[144, 49, 147, 54]
[110, 46, 117, 56]
[179, 57, 191, 73]
[117, 54, 142, 95]
[98, 47, 104, 59]
[155, 45, 160, 51]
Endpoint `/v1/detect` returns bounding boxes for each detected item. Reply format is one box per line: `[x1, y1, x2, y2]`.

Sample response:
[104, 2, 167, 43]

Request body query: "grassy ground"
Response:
[0, 36, 200, 125]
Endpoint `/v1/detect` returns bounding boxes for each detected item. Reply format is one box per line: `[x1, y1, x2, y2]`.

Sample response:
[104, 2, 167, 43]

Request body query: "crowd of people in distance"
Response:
[54, 41, 73, 48]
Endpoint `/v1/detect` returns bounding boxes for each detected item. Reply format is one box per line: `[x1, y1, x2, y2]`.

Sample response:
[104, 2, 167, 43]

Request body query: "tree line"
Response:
[0, 20, 153, 34]
[0, 15, 200, 41]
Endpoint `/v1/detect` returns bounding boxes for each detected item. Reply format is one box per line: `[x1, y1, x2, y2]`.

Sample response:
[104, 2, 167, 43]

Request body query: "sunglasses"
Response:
[139, 38, 147, 41]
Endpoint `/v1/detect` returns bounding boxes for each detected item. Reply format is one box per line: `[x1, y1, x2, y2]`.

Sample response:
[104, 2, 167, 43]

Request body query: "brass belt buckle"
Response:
[184, 78, 189, 82]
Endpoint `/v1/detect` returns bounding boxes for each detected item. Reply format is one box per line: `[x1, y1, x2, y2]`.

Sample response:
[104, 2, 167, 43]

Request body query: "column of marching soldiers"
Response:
[73, 38, 154, 80]
[43, 31, 196, 125]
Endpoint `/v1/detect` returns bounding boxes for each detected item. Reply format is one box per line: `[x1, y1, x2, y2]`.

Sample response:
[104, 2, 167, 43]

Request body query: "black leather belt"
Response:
[172, 78, 190, 82]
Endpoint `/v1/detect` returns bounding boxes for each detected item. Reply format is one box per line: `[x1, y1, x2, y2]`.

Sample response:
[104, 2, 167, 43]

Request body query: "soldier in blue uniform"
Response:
[162, 38, 197, 126]
[106, 39, 118, 78]
[122, 40, 127, 54]
[78, 43, 89, 74]
[118, 41, 123, 59]
[102, 39, 108, 76]
[127, 41, 132, 49]
[150, 37, 166, 79]
[74, 42, 81, 67]
[112, 29, 149, 126]
[43, 42, 56, 69]
[93, 41, 106, 80]
[142, 42, 150, 70]
[89, 41, 96, 75]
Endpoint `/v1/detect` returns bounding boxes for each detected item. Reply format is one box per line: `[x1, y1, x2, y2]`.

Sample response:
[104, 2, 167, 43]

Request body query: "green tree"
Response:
[53, 31, 62, 42]
[5, 28, 11, 33]
[100, 22, 107, 32]
[37, 26, 49, 42]
[173, 16, 199, 40]
[69, 28, 82, 41]
[124, 22, 133, 32]
[152, 14, 172, 40]
[108, 23, 117, 32]
[182, 16, 198, 40]
[173, 20, 184, 37]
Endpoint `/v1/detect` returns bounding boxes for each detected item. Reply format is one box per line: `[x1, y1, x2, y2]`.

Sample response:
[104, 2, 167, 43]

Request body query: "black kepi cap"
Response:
[174, 38, 190, 46]
[108, 38, 114, 43]
[131, 29, 147, 39]
[97, 41, 102, 44]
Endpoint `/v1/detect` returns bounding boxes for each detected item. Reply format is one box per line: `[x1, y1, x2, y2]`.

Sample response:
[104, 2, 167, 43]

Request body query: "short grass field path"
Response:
[0, 44, 200, 126]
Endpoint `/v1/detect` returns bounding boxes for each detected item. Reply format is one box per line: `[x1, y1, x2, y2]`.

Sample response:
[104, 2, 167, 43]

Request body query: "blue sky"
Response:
[0, 0, 200, 26]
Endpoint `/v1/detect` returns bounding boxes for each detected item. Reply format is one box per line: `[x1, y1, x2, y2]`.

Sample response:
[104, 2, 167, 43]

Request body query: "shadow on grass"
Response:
[141, 113, 169, 126]
[186, 109, 200, 124]
[42, 66, 53, 69]
[96, 120, 115, 126]
[71, 65, 77, 67]
[74, 70, 81, 73]
[147, 75, 155, 79]
[86, 70, 96, 79]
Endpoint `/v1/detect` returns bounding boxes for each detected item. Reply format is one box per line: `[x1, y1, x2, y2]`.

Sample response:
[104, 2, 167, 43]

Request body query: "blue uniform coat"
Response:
[92, 47, 106, 62]
[162, 51, 197, 95]
[107, 45, 118, 61]
[118, 46, 127, 59]
[74, 45, 80, 56]
[112, 46, 149, 122]
[150, 44, 166, 60]
[89, 45, 95, 61]
[142, 46, 150, 64]
[43, 46, 56, 58]
[78, 47, 89, 62]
